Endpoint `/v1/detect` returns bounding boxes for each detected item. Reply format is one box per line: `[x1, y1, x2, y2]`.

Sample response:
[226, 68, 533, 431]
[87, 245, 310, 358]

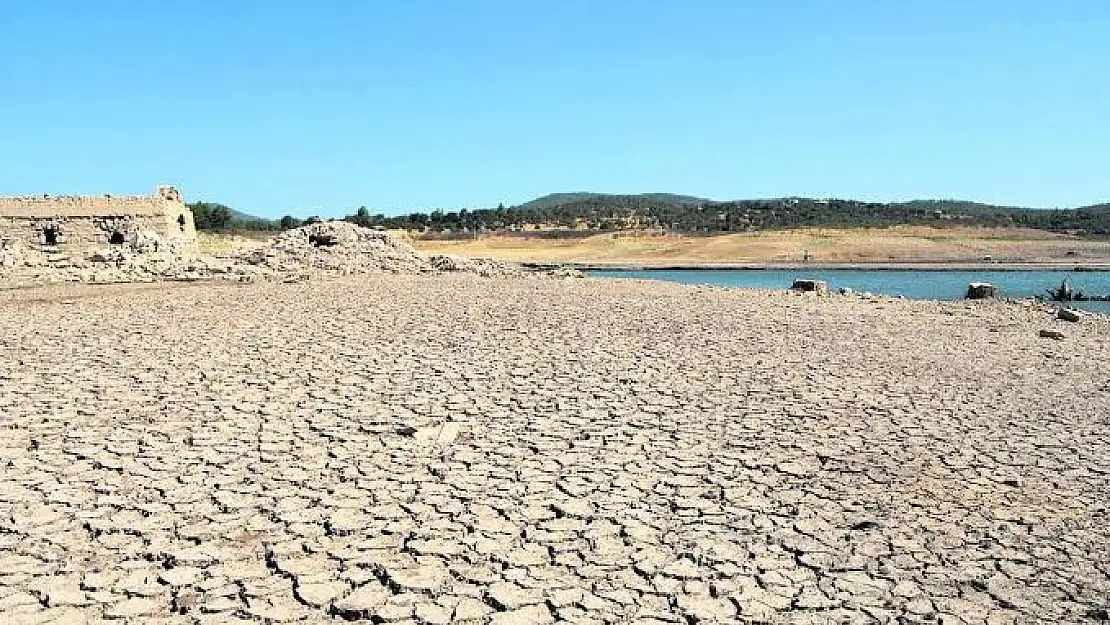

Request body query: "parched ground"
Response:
[0, 276, 1107, 624]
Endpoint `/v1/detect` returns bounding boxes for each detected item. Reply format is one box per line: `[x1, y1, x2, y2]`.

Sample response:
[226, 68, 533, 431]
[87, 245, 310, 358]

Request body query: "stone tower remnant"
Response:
[0, 185, 197, 253]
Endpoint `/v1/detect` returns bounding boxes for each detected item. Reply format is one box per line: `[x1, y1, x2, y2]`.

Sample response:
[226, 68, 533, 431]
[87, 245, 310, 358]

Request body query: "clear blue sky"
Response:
[1, 1, 1106, 217]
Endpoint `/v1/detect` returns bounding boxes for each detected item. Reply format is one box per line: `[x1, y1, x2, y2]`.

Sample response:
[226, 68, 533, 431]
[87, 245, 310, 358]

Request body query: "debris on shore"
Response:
[790, 278, 829, 295]
[1045, 276, 1110, 302]
[237, 221, 435, 275]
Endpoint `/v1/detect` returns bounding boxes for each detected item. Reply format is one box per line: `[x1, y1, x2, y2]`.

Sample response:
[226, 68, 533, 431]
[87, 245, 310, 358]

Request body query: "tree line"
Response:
[189, 197, 1110, 236]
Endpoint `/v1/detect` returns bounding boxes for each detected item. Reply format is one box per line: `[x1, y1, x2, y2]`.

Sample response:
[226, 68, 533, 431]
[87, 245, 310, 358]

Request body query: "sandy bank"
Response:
[412, 226, 1110, 268]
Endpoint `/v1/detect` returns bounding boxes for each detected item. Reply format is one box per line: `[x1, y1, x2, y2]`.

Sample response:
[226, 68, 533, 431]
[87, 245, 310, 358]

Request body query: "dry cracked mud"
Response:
[0, 275, 1107, 624]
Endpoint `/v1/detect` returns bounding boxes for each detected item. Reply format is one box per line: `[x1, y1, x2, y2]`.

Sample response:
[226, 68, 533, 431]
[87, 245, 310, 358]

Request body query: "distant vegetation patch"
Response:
[187, 202, 281, 231]
[188, 195, 1110, 237]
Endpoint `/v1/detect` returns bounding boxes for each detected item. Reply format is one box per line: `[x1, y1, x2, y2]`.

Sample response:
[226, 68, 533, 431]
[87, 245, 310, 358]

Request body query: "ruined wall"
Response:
[0, 186, 197, 252]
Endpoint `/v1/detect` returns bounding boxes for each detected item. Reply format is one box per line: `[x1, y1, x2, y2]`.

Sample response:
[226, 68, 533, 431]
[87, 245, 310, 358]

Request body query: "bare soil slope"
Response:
[412, 226, 1110, 264]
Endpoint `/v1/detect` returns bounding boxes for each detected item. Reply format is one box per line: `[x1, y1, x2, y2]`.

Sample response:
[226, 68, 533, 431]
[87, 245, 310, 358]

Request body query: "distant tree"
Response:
[187, 202, 233, 230]
[279, 215, 301, 230]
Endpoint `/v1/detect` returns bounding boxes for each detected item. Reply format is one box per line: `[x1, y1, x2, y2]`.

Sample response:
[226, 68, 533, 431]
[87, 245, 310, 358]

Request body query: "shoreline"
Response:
[526, 260, 1110, 272]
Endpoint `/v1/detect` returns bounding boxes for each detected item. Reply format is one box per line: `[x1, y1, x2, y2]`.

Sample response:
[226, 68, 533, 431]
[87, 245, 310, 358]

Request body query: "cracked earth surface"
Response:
[0, 275, 1107, 624]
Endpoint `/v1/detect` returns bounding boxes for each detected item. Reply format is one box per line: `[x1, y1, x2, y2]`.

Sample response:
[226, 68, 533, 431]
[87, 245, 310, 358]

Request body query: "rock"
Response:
[791, 279, 829, 295]
[429, 254, 522, 277]
[966, 282, 997, 299]
[1057, 308, 1085, 322]
[429, 255, 467, 271]
[549, 266, 586, 279]
[1039, 329, 1065, 340]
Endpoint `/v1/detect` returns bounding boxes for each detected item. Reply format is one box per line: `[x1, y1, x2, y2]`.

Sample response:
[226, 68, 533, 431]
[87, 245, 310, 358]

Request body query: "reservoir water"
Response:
[590, 269, 1110, 314]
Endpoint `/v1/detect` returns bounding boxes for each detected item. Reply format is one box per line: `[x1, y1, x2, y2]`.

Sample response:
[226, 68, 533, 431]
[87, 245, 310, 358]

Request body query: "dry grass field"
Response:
[196, 231, 271, 255]
[411, 226, 1110, 264]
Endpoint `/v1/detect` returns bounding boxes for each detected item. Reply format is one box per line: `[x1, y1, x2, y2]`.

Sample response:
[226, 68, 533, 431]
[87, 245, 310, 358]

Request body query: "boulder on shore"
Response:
[1057, 308, 1085, 322]
[791, 279, 829, 296]
[966, 282, 997, 299]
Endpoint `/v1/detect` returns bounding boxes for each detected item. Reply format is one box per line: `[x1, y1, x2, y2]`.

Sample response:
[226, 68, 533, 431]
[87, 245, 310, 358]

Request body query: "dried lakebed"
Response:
[0, 275, 1107, 624]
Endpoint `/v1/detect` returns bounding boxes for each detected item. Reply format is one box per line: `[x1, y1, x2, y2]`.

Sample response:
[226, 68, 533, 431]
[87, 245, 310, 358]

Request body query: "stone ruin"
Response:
[0, 198, 581, 286]
[0, 185, 203, 286]
[0, 185, 196, 253]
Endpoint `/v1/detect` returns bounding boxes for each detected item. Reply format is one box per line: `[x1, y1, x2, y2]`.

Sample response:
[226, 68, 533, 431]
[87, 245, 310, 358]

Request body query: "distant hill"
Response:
[190, 193, 1110, 236]
[187, 202, 277, 230]
[1078, 203, 1110, 213]
[229, 208, 273, 224]
[519, 194, 1070, 215]
[519, 192, 711, 210]
[891, 199, 1032, 215]
[456, 193, 1110, 235]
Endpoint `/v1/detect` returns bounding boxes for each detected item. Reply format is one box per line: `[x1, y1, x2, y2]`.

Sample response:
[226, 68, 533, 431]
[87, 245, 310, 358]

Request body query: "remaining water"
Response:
[590, 269, 1110, 314]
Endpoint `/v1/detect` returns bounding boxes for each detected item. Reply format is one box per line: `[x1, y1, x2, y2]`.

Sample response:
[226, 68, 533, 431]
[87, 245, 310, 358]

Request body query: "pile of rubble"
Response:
[235, 221, 435, 276]
[0, 221, 574, 287]
[428, 253, 525, 277]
